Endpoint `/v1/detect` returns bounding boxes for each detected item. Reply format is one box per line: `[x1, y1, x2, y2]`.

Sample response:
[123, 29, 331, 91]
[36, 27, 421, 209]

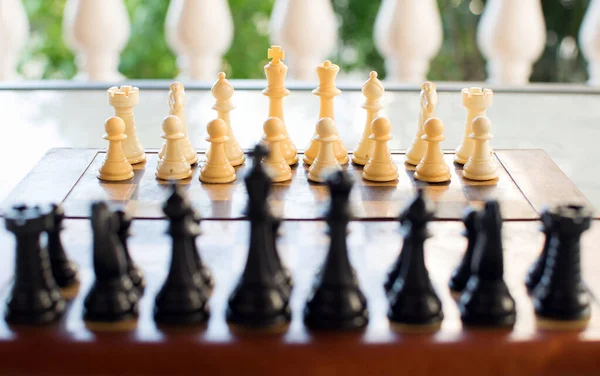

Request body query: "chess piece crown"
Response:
[108, 85, 140, 108]
[313, 60, 341, 97]
[462, 87, 493, 110]
[263, 46, 290, 96]
[212, 72, 235, 111]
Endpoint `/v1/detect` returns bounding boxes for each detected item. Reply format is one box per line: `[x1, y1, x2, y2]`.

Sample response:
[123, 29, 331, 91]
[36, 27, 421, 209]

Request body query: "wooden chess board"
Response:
[1, 148, 594, 221]
[0, 148, 599, 376]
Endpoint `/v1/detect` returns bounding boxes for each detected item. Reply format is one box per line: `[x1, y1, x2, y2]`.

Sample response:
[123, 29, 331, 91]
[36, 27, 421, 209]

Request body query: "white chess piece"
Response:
[462, 116, 498, 181]
[199, 119, 236, 184]
[262, 46, 298, 165]
[0, 0, 29, 80]
[580, 0, 600, 85]
[107, 86, 146, 164]
[405, 82, 437, 166]
[352, 71, 385, 166]
[304, 60, 348, 166]
[212, 72, 245, 166]
[307, 118, 342, 183]
[477, 0, 546, 84]
[98, 117, 134, 181]
[159, 82, 197, 165]
[155, 115, 192, 181]
[63, 0, 130, 81]
[414, 117, 450, 183]
[175, 0, 234, 80]
[262, 117, 293, 183]
[454, 87, 493, 165]
[269, 0, 337, 80]
[363, 117, 398, 182]
[374, 0, 442, 82]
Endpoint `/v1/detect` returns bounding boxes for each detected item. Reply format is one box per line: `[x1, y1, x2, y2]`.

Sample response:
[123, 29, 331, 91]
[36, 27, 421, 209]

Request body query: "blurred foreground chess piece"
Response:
[115, 209, 146, 295]
[4, 205, 66, 325]
[352, 71, 385, 165]
[156, 115, 193, 181]
[47, 204, 80, 300]
[448, 208, 479, 295]
[362, 117, 398, 182]
[533, 205, 593, 330]
[304, 170, 369, 330]
[98, 116, 134, 182]
[458, 201, 516, 328]
[414, 117, 450, 183]
[406, 82, 437, 166]
[525, 207, 554, 292]
[307, 118, 342, 183]
[199, 119, 237, 184]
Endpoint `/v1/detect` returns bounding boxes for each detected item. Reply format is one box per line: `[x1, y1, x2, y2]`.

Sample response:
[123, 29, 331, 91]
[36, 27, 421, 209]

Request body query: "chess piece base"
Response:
[535, 315, 591, 331]
[228, 155, 246, 167]
[389, 320, 442, 334]
[126, 152, 147, 165]
[302, 155, 314, 165]
[85, 318, 138, 332]
[462, 170, 499, 181]
[453, 153, 468, 165]
[351, 154, 369, 166]
[363, 163, 399, 182]
[285, 155, 299, 166]
[199, 173, 236, 184]
[270, 169, 292, 183]
[156, 169, 192, 181]
[98, 165, 134, 182]
[414, 170, 451, 183]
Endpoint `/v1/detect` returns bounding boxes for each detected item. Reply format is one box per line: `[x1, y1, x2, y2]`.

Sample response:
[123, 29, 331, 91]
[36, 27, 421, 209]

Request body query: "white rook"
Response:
[270, 0, 338, 81]
[477, 0, 546, 85]
[63, 0, 130, 81]
[167, 0, 234, 80]
[374, 0, 442, 83]
[580, 0, 600, 85]
[0, 0, 29, 80]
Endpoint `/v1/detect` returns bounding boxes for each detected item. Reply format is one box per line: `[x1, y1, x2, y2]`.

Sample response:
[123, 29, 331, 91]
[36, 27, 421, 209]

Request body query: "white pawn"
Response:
[199, 119, 236, 184]
[363, 117, 398, 182]
[405, 81, 437, 166]
[155, 115, 193, 181]
[414, 117, 450, 183]
[307, 118, 342, 183]
[98, 117, 134, 182]
[463, 116, 498, 181]
[211, 72, 245, 166]
[262, 117, 292, 183]
[159, 82, 197, 165]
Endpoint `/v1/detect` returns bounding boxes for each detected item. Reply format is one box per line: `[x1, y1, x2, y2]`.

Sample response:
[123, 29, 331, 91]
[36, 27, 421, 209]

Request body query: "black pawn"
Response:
[115, 209, 146, 295]
[189, 208, 215, 291]
[533, 205, 592, 325]
[47, 204, 80, 299]
[154, 186, 210, 325]
[84, 202, 139, 329]
[227, 143, 290, 330]
[525, 207, 554, 292]
[387, 189, 443, 329]
[383, 190, 421, 293]
[304, 170, 368, 331]
[5, 205, 66, 325]
[448, 208, 479, 294]
[458, 200, 516, 328]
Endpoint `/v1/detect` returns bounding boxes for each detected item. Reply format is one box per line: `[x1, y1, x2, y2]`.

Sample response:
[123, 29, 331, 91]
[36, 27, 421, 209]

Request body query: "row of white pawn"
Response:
[5, 0, 600, 84]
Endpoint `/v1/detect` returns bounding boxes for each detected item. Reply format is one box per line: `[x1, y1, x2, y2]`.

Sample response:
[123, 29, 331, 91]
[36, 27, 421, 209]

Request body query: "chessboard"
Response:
[0, 148, 599, 376]
[1, 148, 594, 221]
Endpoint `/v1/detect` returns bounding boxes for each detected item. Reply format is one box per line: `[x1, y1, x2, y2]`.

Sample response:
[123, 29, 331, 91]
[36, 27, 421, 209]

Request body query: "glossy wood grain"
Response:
[0, 219, 598, 375]
[6, 148, 591, 221]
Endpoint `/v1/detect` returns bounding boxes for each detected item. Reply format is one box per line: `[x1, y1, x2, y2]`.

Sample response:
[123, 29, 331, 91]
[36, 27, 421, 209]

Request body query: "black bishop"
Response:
[458, 200, 516, 328]
[387, 188, 443, 331]
[304, 170, 368, 331]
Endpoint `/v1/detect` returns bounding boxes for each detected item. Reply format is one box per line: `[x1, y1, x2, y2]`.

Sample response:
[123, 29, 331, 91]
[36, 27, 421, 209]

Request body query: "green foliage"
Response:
[17, 0, 592, 82]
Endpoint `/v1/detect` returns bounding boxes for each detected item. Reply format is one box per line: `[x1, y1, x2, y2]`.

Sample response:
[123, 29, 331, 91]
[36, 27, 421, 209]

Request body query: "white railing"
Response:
[0, 0, 598, 84]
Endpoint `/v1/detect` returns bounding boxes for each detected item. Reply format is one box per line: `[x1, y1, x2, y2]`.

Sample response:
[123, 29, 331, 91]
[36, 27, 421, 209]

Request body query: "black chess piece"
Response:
[189, 208, 215, 291]
[387, 189, 443, 330]
[383, 190, 420, 293]
[84, 202, 139, 330]
[458, 200, 516, 328]
[448, 208, 479, 294]
[533, 205, 592, 328]
[115, 209, 146, 295]
[154, 186, 211, 325]
[227, 144, 291, 330]
[272, 218, 293, 290]
[304, 170, 368, 331]
[4, 205, 66, 325]
[47, 203, 80, 300]
[525, 207, 554, 292]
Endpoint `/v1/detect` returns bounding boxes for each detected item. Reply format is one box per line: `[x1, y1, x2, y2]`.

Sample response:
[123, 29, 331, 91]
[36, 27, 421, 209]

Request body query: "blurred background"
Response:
[17, 0, 588, 82]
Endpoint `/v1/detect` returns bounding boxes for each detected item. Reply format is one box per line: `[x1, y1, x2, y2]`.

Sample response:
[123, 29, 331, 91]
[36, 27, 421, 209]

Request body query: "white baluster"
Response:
[165, 0, 187, 77]
[269, 0, 338, 81]
[175, 0, 233, 80]
[580, 0, 600, 85]
[0, 0, 29, 80]
[477, 0, 546, 85]
[63, 0, 130, 81]
[373, 0, 442, 83]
